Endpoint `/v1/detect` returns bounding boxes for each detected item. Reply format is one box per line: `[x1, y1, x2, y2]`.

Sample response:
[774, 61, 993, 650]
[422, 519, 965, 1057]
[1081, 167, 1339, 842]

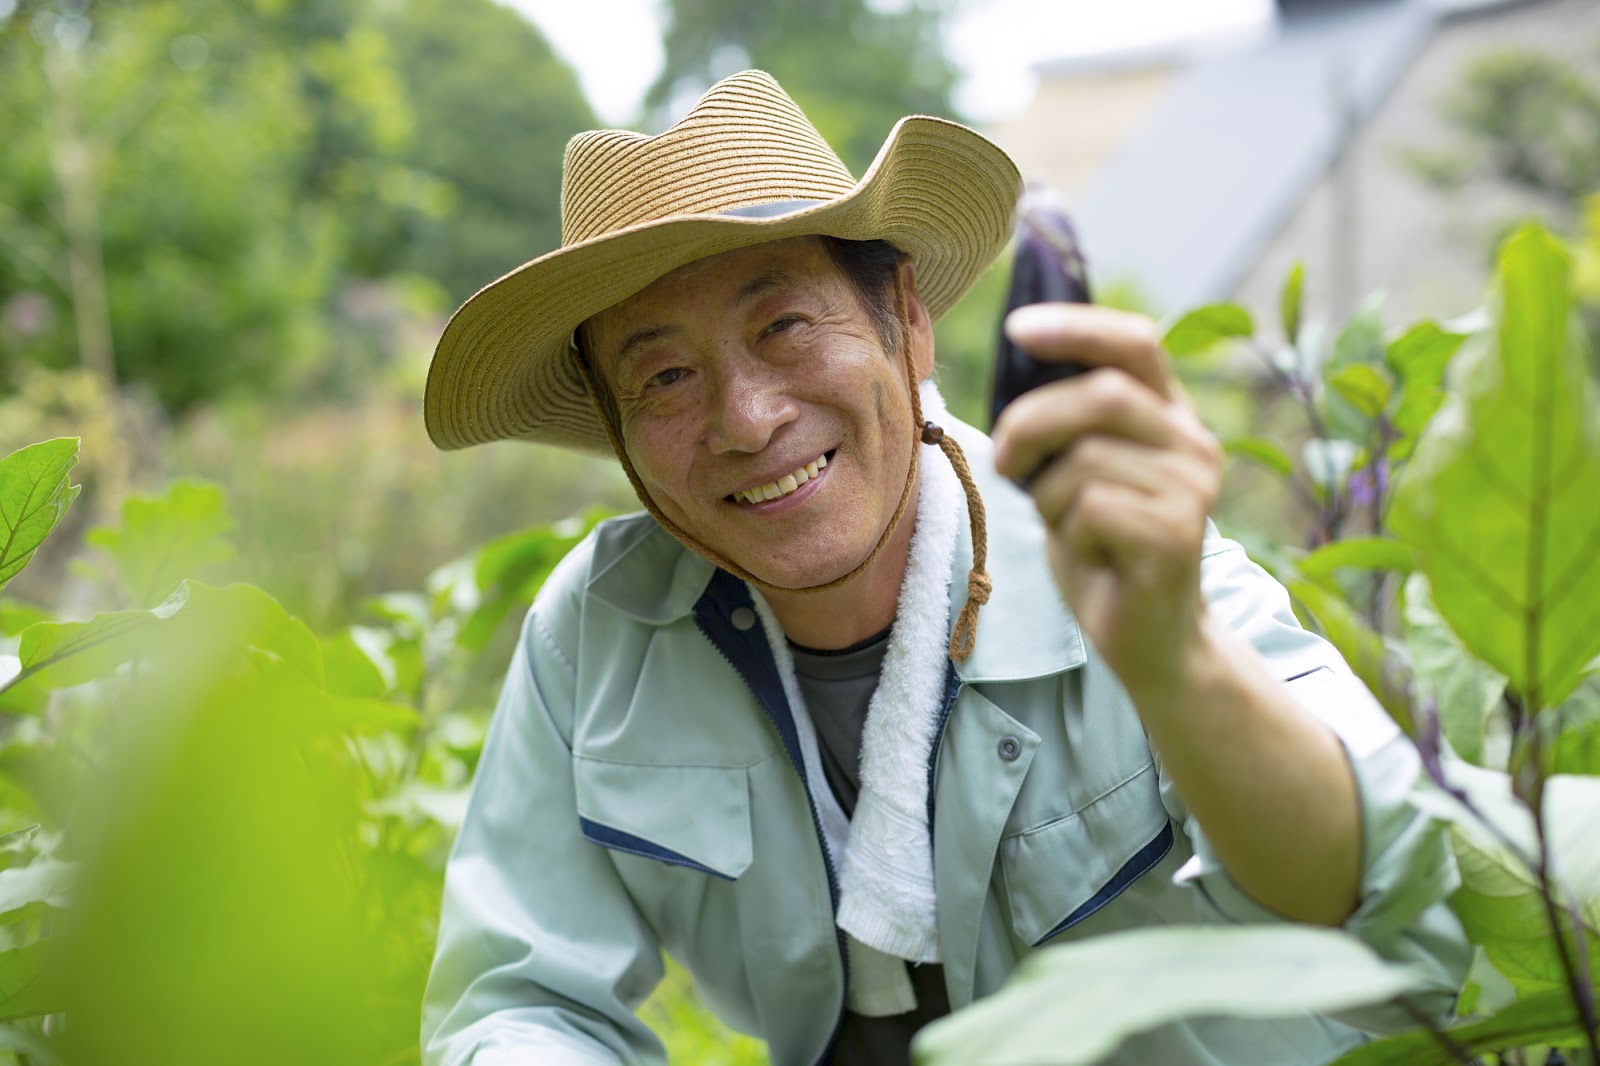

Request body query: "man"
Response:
[421, 71, 1469, 1066]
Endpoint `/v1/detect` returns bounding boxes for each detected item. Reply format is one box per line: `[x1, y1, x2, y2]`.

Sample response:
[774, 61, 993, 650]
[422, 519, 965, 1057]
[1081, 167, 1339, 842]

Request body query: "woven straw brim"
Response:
[424, 114, 1021, 454]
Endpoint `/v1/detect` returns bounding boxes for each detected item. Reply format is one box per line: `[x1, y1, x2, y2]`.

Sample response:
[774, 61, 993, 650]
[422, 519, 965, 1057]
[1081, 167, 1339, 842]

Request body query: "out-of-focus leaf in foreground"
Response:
[1390, 225, 1600, 710]
[59, 579, 406, 1066]
[912, 926, 1423, 1066]
[0, 438, 80, 592]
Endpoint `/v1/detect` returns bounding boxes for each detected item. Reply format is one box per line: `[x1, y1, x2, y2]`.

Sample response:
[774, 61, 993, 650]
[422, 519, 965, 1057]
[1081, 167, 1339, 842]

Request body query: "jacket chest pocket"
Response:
[999, 759, 1174, 946]
[573, 756, 754, 881]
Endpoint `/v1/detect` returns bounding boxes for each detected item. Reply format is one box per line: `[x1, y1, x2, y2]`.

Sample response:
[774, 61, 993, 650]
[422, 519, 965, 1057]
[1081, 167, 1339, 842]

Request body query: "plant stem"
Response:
[1526, 703, 1600, 1063]
[1397, 996, 1481, 1064]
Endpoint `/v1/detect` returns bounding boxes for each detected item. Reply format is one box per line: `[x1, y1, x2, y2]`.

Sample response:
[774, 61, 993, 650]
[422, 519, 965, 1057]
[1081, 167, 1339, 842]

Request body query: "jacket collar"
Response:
[583, 415, 1088, 682]
[586, 512, 715, 625]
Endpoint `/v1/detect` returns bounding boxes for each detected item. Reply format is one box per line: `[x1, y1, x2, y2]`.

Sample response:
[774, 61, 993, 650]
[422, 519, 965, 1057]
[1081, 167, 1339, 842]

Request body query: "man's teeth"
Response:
[737, 455, 827, 505]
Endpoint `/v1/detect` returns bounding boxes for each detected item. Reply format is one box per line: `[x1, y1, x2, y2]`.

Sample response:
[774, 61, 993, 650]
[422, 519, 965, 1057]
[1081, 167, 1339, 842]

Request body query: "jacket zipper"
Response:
[692, 574, 848, 1066]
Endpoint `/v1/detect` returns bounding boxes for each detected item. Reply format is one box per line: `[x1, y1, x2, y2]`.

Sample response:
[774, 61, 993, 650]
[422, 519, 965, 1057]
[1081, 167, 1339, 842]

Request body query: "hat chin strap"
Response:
[572, 274, 991, 662]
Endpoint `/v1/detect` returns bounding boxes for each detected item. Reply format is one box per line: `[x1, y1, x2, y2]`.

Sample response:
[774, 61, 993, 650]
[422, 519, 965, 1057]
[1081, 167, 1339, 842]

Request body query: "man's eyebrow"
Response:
[614, 324, 683, 369]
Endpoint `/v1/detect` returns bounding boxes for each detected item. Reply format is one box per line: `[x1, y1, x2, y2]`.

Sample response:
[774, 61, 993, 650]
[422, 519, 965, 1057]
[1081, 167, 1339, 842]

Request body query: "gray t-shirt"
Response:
[789, 629, 951, 1066]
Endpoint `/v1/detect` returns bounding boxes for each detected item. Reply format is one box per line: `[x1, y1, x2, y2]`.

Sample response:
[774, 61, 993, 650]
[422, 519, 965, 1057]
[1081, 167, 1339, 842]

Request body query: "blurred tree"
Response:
[0, 0, 593, 414]
[377, 0, 596, 302]
[644, 0, 961, 176]
[1406, 46, 1600, 216]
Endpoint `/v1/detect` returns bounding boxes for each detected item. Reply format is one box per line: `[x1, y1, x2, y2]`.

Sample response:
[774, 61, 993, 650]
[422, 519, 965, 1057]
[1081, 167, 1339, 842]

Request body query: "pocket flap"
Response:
[1000, 761, 1173, 945]
[574, 757, 753, 880]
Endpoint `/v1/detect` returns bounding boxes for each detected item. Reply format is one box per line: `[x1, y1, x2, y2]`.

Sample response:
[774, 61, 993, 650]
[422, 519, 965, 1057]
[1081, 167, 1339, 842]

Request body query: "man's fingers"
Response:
[1004, 303, 1177, 401]
[1029, 437, 1216, 531]
[992, 368, 1210, 486]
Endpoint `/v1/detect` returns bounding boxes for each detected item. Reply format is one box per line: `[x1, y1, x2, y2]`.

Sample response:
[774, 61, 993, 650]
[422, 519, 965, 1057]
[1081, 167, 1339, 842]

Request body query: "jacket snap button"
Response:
[997, 736, 1021, 761]
[730, 607, 757, 631]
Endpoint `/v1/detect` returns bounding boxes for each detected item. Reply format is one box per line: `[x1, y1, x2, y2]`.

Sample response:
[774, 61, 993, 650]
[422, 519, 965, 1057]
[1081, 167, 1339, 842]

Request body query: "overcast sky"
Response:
[502, 0, 1275, 126]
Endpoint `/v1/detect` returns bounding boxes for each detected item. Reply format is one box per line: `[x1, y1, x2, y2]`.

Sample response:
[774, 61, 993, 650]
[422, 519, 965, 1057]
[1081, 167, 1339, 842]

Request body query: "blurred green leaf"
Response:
[1329, 989, 1583, 1064]
[1222, 437, 1294, 478]
[0, 438, 80, 592]
[1444, 775, 1600, 995]
[14, 584, 190, 692]
[1298, 538, 1418, 587]
[1390, 225, 1600, 710]
[1286, 578, 1410, 732]
[86, 481, 234, 608]
[0, 603, 51, 638]
[1330, 295, 1386, 370]
[1553, 719, 1600, 774]
[181, 583, 323, 687]
[0, 939, 62, 1022]
[912, 926, 1423, 1066]
[1280, 262, 1304, 345]
[1386, 322, 1468, 460]
[1402, 574, 1505, 766]
[322, 630, 388, 700]
[1328, 365, 1393, 419]
[1161, 304, 1254, 357]
[458, 520, 595, 651]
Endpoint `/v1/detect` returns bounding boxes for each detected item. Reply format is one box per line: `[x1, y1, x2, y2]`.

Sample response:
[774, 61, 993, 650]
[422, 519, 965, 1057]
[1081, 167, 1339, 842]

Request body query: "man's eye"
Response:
[649, 367, 687, 388]
[763, 315, 800, 336]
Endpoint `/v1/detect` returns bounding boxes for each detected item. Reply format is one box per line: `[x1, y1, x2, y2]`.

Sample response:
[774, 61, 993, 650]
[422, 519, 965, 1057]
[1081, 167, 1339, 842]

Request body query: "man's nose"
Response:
[704, 357, 798, 454]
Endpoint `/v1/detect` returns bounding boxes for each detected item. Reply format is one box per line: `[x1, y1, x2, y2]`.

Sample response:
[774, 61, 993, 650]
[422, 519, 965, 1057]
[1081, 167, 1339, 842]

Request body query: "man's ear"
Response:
[897, 258, 937, 382]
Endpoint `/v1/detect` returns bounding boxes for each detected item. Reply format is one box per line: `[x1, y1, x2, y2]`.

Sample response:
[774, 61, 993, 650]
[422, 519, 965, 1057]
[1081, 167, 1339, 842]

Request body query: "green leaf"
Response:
[1280, 262, 1304, 344]
[1553, 718, 1600, 774]
[1222, 437, 1294, 477]
[1330, 295, 1387, 370]
[14, 584, 191, 691]
[0, 439, 80, 592]
[459, 521, 593, 651]
[912, 926, 1423, 1066]
[85, 480, 234, 608]
[180, 583, 322, 687]
[0, 603, 50, 638]
[0, 939, 61, 1021]
[1403, 574, 1505, 766]
[1389, 225, 1600, 710]
[1328, 364, 1393, 419]
[1286, 578, 1410, 733]
[1298, 538, 1419, 586]
[1443, 775, 1600, 996]
[321, 630, 387, 699]
[1386, 322, 1470, 460]
[1161, 304, 1254, 357]
[0, 860, 72, 925]
[1329, 989, 1584, 1064]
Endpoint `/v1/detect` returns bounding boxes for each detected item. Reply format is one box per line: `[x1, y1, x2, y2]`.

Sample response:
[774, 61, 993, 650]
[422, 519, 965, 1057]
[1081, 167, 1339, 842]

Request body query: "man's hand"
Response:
[991, 301, 1362, 927]
[991, 302, 1223, 705]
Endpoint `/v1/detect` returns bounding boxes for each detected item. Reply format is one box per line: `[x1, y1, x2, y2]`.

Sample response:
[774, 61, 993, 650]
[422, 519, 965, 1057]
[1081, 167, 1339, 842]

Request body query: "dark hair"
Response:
[819, 236, 906, 356]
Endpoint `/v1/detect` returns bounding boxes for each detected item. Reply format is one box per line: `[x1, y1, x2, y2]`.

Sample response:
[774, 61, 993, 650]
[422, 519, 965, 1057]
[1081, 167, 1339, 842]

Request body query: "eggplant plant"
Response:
[915, 223, 1600, 1066]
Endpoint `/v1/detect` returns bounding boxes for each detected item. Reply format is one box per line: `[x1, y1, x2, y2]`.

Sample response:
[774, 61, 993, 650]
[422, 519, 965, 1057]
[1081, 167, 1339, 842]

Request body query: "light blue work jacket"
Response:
[422, 418, 1470, 1066]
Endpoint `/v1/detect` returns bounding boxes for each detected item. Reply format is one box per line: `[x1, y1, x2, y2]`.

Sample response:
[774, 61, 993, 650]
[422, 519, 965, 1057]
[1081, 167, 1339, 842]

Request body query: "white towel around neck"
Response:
[748, 380, 964, 1015]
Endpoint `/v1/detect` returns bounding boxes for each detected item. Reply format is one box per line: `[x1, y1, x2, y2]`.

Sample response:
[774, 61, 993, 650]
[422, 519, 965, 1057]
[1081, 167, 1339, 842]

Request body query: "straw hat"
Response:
[423, 69, 1022, 454]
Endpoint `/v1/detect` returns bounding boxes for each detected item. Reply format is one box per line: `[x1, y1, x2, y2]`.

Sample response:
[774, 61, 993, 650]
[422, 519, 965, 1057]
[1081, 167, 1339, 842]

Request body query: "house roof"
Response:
[1065, 0, 1527, 312]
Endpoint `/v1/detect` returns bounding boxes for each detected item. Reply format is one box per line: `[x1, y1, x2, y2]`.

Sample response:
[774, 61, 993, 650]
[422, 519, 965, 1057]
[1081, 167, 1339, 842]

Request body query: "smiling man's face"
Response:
[583, 236, 934, 590]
